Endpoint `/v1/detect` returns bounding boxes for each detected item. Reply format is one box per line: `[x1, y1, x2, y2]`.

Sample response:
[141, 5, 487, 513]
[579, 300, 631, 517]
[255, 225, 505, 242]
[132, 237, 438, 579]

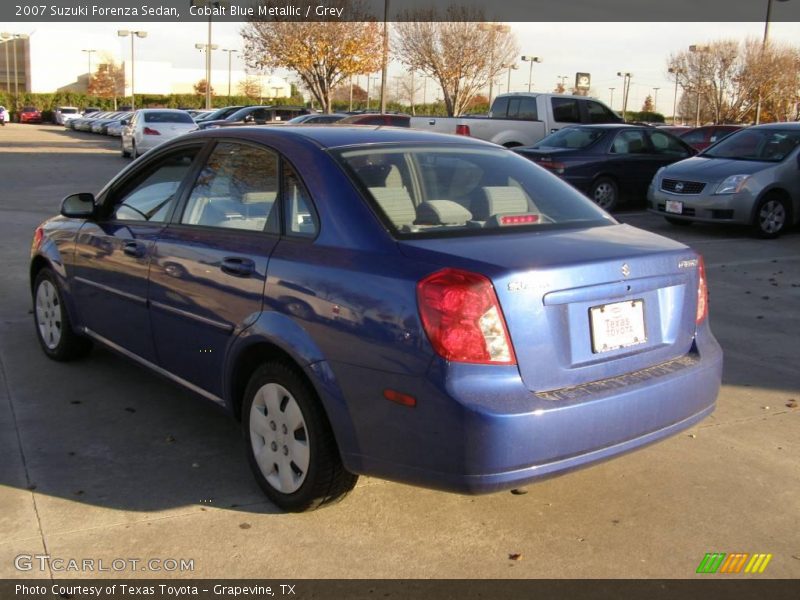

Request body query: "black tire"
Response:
[32, 269, 92, 361]
[589, 177, 619, 211]
[120, 140, 130, 158]
[752, 194, 789, 239]
[131, 141, 138, 159]
[665, 216, 692, 226]
[242, 362, 357, 512]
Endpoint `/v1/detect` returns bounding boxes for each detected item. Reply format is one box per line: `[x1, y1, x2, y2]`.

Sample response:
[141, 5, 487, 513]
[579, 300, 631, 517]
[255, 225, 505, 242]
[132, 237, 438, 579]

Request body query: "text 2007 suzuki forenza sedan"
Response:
[31, 126, 722, 511]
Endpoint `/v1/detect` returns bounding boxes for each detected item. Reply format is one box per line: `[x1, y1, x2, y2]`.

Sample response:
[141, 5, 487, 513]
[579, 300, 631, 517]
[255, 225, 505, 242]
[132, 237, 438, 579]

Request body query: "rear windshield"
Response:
[703, 129, 800, 162]
[335, 145, 612, 238]
[59, 108, 78, 114]
[534, 127, 605, 149]
[144, 111, 194, 124]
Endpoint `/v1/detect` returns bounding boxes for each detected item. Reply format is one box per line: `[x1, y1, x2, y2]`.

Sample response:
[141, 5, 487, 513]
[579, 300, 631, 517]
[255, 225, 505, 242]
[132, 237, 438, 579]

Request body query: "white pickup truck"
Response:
[409, 92, 622, 148]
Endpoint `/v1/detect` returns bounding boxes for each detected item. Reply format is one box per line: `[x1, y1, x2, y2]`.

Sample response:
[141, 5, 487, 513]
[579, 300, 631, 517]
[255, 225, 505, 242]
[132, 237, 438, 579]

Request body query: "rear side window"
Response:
[611, 130, 649, 154]
[144, 111, 194, 124]
[283, 163, 318, 238]
[489, 96, 509, 118]
[551, 98, 580, 123]
[648, 131, 690, 156]
[535, 127, 605, 149]
[680, 129, 707, 144]
[508, 97, 538, 120]
[181, 142, 279, 232]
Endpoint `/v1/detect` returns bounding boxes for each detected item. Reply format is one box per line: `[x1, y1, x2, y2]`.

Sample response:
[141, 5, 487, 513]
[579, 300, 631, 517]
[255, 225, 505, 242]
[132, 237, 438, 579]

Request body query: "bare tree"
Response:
[393, 7, 518, 116]
[238, 75, 261, 99]
[397, 73, 423, 114]
[241, 0, 382, 113]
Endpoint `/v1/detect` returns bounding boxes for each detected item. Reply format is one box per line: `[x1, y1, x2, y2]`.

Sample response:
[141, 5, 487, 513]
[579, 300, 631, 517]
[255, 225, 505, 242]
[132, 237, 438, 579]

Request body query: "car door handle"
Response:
[221, 257, 255, 278]
[122, 241, 146, 258]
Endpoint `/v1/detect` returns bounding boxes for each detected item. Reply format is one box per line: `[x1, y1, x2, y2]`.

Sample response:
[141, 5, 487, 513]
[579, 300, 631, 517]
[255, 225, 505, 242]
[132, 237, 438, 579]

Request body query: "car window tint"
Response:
[490, 96, 509, 118]
[705, 129, 800, 162]
[648, 131, 690, 156]
[611, 130, 649, 154]
[508, 97, 538, 120]
[535, 127, 604, 149]
[283, 163, 318, 238]
[112, 148, 200, 222]
[551, 98, 580, 123]
[143, 111, 194, 124]
[181, 142, 279, 232]
[586, 100, 617, 124]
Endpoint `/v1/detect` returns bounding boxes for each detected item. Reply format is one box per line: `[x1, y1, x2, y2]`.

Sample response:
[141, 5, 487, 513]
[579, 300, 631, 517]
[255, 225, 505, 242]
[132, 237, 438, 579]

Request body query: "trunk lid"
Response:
[400, 224, 700, 392]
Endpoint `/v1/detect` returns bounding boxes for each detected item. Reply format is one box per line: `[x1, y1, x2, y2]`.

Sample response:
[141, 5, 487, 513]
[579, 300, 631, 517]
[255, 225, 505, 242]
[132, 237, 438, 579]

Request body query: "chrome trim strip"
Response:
[149, 300, 234, 333]
[74, 276, 147, 306]
[82, 328, 226, 407]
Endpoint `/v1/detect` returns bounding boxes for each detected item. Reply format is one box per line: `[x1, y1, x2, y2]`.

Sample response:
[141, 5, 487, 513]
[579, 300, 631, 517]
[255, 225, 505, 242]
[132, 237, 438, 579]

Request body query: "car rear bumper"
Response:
[329, 328, 722, 494]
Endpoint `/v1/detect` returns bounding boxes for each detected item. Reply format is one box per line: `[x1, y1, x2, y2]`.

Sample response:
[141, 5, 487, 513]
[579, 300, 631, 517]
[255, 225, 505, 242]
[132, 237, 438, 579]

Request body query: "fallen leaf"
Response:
[508, 553, 522, 561]
[239, 523, 252, 530]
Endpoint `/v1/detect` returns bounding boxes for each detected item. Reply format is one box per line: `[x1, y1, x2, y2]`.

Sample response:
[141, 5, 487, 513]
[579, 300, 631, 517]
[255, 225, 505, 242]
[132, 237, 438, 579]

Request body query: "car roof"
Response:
[751, 122, 800, 130]
[183, 125, 498, 150]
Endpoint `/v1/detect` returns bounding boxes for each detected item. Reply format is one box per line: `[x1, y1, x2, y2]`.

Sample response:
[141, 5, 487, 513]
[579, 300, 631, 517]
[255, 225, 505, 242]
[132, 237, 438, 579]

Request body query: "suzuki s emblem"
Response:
[621, 263, 631, 278]
[675, 181, 685, 192]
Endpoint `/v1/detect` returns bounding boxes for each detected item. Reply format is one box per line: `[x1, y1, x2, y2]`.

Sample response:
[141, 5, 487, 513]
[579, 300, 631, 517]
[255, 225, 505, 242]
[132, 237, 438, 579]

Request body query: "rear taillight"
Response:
[540, 161, 566, 174]
[696, 256, 708, 324]
[455, 124, 471, 136]
[417, 268, 516, 365]
[143, 127, 160, 135]
[32, 226, 44, 251]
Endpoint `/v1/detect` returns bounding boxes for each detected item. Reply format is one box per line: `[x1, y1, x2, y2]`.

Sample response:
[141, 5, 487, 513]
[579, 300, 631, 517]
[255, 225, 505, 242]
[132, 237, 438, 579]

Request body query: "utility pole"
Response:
[609, 88, 615, 110]
[653, 87, 660, 113]
[221, 48, 238, 101]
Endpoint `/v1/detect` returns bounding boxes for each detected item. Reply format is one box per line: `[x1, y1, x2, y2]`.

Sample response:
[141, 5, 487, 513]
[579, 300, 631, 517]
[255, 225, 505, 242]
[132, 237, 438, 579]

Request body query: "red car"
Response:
[19, 107, 43, 124]
[679, 125, 742, 151]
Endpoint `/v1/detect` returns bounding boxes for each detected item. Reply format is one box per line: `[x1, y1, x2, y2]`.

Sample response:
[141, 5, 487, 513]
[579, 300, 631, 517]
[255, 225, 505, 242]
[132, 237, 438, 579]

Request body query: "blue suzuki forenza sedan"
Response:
[30, 126, 722, 511]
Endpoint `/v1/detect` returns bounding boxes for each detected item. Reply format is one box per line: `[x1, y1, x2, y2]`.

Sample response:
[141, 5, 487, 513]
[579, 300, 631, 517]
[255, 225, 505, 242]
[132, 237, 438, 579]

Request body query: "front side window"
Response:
[551, 98, 580, 123]
[336, 145, 611, 238]
[535, 127, 605, 149]
[181, 142, 279, 232]
[110, 147, 200, 222]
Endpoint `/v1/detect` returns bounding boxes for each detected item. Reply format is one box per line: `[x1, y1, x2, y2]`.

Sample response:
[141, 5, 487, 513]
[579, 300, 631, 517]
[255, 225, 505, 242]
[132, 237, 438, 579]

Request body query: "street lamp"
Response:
[195, 43, 219, 101]
[558, 75, 570, 90]
[191, 0, 222, 110]
[653, 87, 660, 113]
[617, 72, 632, 120]
[503, 63, 518, 92]
[220, 48, 238, 101]
[82, 49, 96, 92]
[756, 0, 791, 123]
[117, 30, 147, 110]
[477, 23, 510, 104]
[668, 66, 685, 125]
[520, 56, 541, 93]
[609, 87, 615, 110]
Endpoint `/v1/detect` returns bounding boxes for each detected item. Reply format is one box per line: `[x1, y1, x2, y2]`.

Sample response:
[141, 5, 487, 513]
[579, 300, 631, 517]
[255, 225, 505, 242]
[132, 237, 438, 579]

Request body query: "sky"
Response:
[2, 20, 799, 114]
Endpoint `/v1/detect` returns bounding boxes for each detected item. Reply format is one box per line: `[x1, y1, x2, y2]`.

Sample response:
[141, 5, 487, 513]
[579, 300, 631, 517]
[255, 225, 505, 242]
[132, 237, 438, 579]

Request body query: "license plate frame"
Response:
[589, 299, 647, 354]
[665, 199, 683, 214]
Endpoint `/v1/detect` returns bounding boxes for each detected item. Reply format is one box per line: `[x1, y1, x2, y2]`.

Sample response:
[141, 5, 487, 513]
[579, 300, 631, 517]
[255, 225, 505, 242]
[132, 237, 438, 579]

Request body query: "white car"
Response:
[54, 106, 80, 125]
[121, 109, 198, 158]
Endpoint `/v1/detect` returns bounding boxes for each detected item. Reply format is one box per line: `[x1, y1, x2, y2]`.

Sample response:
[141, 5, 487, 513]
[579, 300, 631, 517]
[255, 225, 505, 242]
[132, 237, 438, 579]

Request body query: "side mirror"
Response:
[244, 114, 255, 123]
[120, 118, 130, 126]
[60, 193, 96, 219]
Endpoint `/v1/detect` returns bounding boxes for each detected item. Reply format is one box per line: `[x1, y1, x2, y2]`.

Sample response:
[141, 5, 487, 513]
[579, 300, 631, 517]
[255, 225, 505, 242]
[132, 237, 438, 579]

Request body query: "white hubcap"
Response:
[593, 183, 615, 208]
[35, 280, 62, 350]
[759, 200, 785, 234]
[249, 383, 310, 494]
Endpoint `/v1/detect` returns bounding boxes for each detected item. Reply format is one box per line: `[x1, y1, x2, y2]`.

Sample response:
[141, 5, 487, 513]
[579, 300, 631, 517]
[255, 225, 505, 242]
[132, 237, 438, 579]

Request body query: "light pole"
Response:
[422, 75, 428, 106]
[478, 23, 510, 104]
[668, 66, 685, 125]
[756, 0, 791, 123]
[191, 0, 222, 110]
[220, 48, 238, 101]
[609, 87, 615, 110]
[82, 49, 96, 92]
[379, 0, 389, 114]
[118, 30, 147, 110]
[653, 87, 660, 113]
[0, 34, 9, 93]
[520, 56, 541, 93]
[558, 75, 570, 89]
[617, 72, 632, 120]
[503, 63, 518, 92]
[195, 43, 219, 101]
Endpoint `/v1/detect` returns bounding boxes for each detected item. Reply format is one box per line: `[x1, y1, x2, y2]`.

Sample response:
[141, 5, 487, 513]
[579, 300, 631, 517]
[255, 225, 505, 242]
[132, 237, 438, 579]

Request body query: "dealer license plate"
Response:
[665, 200, 683, 214]
[590, 299, 647, 353]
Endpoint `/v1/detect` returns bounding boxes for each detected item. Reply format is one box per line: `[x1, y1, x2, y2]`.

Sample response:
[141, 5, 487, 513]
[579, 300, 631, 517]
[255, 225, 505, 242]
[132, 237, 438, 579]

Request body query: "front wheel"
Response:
[243, 362, 357, 512]
[753, 195, 788, 238]
[121, 139, 130, 158]
[33, 269, 92, 361]
[589, 177, 619, 211]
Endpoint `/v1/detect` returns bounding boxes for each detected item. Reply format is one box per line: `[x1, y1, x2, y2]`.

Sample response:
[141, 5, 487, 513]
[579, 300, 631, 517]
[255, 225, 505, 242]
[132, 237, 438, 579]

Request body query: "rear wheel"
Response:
[590, 177, 619, 211]
[665, 216, 692, 226]
[753, 194, 788, 238]
[33, 269, 92, 361]
[120, 139, 130, 158]
[131, 141, 139, 159]
[242, 362, 357, 512]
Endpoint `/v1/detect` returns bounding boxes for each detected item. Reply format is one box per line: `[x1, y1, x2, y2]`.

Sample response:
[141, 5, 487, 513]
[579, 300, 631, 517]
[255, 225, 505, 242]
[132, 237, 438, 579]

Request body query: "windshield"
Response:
[703, 128, 800, 162]
[335, 145, 612, 238]
[533, 127, 606, 149]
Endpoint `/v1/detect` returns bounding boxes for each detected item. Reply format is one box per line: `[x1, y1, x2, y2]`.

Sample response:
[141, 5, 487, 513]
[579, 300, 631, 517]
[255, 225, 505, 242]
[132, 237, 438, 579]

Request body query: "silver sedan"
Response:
[648, 123, 800, 238]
